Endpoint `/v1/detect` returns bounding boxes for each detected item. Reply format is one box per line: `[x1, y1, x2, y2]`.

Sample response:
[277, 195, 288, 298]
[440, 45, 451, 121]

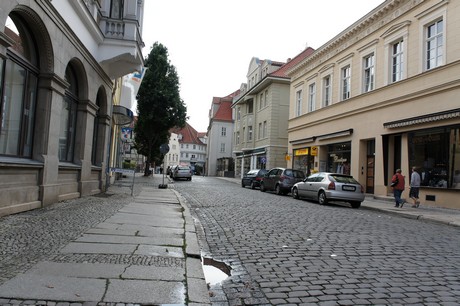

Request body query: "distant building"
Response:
[206, 91, 239, 176]
[165, 132, 180, 170]
[171, 123, 207, 174]
[232, 48, 315, 178]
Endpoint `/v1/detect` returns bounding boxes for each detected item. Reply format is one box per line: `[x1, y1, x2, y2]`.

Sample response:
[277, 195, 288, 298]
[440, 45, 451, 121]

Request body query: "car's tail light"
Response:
[327, 182, 336, 190]
[256, 177, 262, 181]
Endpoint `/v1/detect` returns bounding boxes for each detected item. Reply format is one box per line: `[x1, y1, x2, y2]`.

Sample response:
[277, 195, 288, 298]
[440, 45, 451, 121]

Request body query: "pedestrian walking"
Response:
[409, 166, 421, 208]
[391, 169, 406, 208]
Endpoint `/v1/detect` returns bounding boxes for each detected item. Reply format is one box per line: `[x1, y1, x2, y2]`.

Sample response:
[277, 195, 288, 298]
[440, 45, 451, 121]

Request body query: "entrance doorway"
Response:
[366, 140, 375, 193]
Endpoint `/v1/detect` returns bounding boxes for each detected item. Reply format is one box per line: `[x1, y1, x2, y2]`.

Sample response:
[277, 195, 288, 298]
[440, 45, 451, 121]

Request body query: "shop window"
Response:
[327, 142, 351, 174]
[0, 16, 39, 158]
[409, 127, 460, 189]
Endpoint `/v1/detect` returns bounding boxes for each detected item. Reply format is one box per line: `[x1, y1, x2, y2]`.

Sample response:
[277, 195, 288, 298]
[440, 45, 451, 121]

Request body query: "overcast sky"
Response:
[141, 0, 385, 132]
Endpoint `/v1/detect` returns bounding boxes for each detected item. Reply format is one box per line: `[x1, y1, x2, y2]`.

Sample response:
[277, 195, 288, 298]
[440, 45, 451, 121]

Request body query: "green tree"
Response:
[134, 42, 187, 175]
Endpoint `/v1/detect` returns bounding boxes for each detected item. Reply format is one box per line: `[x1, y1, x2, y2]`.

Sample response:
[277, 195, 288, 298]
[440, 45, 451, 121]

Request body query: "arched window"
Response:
[59, 65, 79, 162]
[0, 15, 39, 157]
[92, 90, 102, 166]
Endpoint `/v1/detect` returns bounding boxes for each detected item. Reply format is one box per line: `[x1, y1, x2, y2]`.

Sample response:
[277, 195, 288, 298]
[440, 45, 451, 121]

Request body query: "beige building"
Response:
[232, 49, 314, 178]
[0, 0, 144, 216]
[287, 0, 460, 209]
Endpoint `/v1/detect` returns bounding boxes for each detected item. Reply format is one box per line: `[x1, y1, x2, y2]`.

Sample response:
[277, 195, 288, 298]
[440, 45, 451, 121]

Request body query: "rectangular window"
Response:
[237, 107, 241, 121]
[110, 0, 123, 19]
[323, 76, 331, 106]
[220, 143, 225, 153]
[243, 127, 245, 142]
[258, 122, 262, 139]
[248, 126, 253, 141]
[236, 132, 240, 145]
[259, 93, 264, 110]
[363, 53, 375, 92]
[295, 90, 302, 117]
[221, 127, 226, 137]
[426, 19, 443, 70]
[264, 90, 268, 107]
[263, 121, 267, 138]
[341, 65, 351, 101]
[392, 40, 404, 82]
[248, 101, 253, 114]
[308, 83, 316, 112]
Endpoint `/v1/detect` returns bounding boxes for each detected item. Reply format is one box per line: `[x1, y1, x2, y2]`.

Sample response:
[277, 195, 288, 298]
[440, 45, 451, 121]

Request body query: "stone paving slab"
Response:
[94, 222, 184, 237]
[59, 242, 137, 254]
[122, 265, 184, 281]
[27, 262, 125, 278]
[104, 213, 183, 228]
[0, 274, 106, 301]
[103, 279, 185, 304]
[135, 245, 184, 258]
[75, 233, 183, 246]
[120, 203, 183, 216]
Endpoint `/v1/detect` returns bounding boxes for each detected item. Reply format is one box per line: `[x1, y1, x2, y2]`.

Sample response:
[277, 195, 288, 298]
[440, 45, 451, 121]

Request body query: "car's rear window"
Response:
[178, 166, 190, 170]
[285, 170, 305, 178]
[247, 170, 258, 175]
[331, 175, 359, 184]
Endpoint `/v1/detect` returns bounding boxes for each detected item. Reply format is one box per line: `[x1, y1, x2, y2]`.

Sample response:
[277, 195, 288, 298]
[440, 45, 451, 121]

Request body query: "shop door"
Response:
[366, 156, 375, 193]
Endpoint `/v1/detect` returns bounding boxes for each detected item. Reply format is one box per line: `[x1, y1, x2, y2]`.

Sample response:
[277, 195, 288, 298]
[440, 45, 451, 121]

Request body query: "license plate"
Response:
[342, 185, 356, 191]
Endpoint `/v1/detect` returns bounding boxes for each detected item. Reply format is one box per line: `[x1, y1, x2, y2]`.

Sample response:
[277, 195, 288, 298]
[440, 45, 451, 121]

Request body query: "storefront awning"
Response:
[112, 105, 134, 126]
[290, 129, 353, 144]
[384, 108, 460, 129]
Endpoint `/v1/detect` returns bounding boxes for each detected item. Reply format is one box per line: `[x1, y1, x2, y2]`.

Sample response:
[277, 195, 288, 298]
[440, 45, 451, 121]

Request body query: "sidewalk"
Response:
[0, 173, 210, 306]
[217, 176, 460, 228]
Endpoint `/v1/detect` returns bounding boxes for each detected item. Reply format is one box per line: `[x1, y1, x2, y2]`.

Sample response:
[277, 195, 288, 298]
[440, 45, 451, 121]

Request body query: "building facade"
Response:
[171, 123, 207, 174]
[0, 0, 144, 216]
[206, 91, 238, 177]
[232, 49, 314, 178]
[287, 0, 460, 209]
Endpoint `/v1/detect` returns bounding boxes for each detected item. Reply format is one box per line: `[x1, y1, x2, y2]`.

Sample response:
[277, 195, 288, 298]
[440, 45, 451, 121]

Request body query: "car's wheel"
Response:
[318, 191, 328, 205]
[350, 201, 361, 208]
[260, 182, 266, 192]
[292, 187, 299, 199]
[189, 177, 192, 181]
[275, 184, 283, 195]
[241, 181, 245, 188]
[250, 181, 256, 189]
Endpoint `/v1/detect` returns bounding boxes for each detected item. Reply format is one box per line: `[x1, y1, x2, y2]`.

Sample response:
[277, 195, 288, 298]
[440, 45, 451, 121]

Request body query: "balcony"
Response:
[98, 16, 145, 79]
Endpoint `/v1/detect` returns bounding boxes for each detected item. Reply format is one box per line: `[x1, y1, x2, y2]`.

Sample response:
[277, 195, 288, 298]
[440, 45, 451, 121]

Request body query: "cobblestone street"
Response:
[175, 176, 460, 305]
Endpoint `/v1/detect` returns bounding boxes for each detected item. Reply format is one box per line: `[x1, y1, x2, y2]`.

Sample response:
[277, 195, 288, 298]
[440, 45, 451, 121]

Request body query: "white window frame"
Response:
[417, 3, 447, 73]
[382, 22, 409, 86]
[322, 75, 332, 107]
[391, 40, 404, 83]
[341, 65, 351, 101]
[295, 89, 302, 117]
[258, 122, 262, 139]
[308, 82, 316, 112]
[363, 53, 375, 93]
[221, 127, 226, 137]
[220, 143, 225, 153]
[248, 126, 253, 141]
[263, 121, 267, 138]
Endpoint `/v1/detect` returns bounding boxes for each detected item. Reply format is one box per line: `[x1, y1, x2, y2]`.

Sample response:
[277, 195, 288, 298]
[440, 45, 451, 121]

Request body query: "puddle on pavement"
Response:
[202, 257, 231, 286]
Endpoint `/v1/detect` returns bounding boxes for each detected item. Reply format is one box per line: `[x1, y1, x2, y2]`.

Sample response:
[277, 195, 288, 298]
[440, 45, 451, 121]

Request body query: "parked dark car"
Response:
[260, 167, 305, 195]
[291, 172, 364, 208]
[241, 169, 268, 189]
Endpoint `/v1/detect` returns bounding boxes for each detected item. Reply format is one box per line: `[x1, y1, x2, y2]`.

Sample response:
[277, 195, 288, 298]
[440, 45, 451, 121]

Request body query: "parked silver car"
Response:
[291, 172, 364, 208]
[260, 168, 305, 195]
[172, 166, 193, 181]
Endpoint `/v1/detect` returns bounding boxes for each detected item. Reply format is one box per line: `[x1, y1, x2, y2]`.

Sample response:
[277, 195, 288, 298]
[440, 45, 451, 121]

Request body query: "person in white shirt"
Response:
[409, 166, 421, 208]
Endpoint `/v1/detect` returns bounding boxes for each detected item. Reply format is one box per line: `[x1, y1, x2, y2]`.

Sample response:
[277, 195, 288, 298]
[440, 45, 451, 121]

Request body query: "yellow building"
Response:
[287, 0, 460, 209]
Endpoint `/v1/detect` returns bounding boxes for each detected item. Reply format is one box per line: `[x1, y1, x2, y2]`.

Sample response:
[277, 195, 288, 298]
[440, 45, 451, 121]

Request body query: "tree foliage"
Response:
[134, 42, 187, 169]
